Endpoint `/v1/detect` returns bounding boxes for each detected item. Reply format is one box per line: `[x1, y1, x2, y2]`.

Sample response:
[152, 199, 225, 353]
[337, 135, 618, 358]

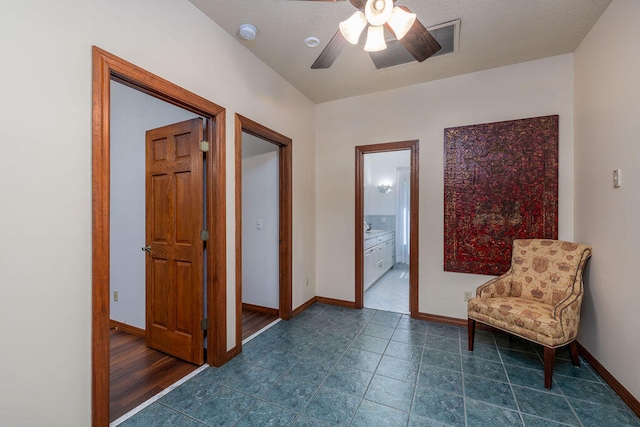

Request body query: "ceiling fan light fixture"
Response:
[364, 25, 386, 52]
[364, 0, 393, 27]
[339, 11, 367, 45]
[387, 7, 416, 40]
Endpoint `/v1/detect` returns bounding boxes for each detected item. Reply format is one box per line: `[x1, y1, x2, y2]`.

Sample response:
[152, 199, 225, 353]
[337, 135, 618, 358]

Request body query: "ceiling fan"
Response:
[303, 0, 442, 69]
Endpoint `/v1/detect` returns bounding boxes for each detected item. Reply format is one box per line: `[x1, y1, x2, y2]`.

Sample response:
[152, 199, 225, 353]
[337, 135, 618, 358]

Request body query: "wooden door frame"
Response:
[234, 114, 292, 350]
[92, 46, 227, 427]
[355, 140, 419, 316]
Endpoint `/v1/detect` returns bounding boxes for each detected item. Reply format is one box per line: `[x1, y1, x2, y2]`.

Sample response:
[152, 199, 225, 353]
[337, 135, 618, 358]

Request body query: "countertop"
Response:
[364, 229, 393, 239]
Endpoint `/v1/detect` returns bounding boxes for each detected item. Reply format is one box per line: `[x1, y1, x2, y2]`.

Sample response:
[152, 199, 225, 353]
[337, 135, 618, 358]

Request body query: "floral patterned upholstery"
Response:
[468, 239, 592, 348]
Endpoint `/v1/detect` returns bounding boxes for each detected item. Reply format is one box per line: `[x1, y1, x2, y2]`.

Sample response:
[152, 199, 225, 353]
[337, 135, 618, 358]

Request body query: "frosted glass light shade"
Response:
[364, 25, 386, 52]
[387, 7, 416, 40]
[339, 11, 367, 45]
[364, 0, 393, 27]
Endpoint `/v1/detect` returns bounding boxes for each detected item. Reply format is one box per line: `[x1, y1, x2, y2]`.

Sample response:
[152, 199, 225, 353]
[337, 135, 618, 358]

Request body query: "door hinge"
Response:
[200, 229, 209, 241]
[199, 140, 209, 152]
[200, 318, 209, 331]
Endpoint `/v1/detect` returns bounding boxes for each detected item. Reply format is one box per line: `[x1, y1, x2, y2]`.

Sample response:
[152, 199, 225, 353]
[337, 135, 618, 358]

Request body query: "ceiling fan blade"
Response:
[386, 6, 441, 62]
[349, 0, 366, 9]
[311, 30, 348, 69]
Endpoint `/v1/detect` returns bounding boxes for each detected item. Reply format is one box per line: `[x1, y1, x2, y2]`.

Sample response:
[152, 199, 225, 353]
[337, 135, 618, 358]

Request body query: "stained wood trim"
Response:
[576, 342, 640, 417]
[226, 346, 241, 360]
[420, 312, 500, 332]
[417, 312, 468, 327]
[234, 114, 293, 357]
[355, 140, 419, 316]
[207, 109, 227, 369]
[242, 303, 279, 316]
[234, 114, 243, 355]
[292, 297, 317, 317]
[109, 320, 145, 338]
[92, 46, 226, 427]
[316, 296, 356, 309]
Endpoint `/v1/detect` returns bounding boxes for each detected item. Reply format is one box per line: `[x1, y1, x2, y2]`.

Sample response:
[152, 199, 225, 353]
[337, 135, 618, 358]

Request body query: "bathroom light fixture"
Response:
[339, 0, 417, 52]
[377, 184, 392, 193]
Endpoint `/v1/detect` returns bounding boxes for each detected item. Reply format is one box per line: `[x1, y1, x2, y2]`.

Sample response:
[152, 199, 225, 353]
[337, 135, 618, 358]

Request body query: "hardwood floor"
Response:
[242, 307, 279, 340]
[109, 329, 199, 422]
[110, 310, 278, 422]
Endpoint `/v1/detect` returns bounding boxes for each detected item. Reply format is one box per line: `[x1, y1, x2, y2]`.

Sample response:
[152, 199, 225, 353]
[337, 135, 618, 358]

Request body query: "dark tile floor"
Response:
[118, 304, 640, 427]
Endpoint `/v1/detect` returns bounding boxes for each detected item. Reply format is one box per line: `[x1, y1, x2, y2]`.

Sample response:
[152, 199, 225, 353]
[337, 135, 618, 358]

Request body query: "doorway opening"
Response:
[363, 152, 411, 313]
[109, 83, 206, 422]
[234, 114, 292, 350]
[92, 47, 227, 426]
[355, 140, 419, 317]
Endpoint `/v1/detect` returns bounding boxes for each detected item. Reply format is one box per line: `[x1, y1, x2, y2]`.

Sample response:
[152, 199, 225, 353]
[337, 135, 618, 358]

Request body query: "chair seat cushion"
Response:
[468, 297, 563, 346]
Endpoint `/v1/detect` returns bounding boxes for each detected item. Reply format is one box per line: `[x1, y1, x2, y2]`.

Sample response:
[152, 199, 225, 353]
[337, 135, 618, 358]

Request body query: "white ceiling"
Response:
[189, 0, 612, 104]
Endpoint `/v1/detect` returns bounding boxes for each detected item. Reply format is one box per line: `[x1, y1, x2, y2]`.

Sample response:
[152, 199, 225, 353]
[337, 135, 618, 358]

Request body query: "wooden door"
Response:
[145, 118, 204, 364]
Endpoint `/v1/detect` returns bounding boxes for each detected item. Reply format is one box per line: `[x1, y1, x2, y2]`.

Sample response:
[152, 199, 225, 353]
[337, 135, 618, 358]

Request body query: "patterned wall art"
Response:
[444, 115, 559, 275]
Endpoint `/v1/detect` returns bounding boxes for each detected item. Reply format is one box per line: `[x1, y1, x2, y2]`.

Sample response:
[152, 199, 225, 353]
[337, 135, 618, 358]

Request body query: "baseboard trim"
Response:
[315, 296, 356, 309]
[416, 312, 467, 327]
[292, 297, 317, 317]
[576, 342, 640, 417]
[109, 319, 145, 338]
[416, 312, 499, 332]
[241, 303, 279, 316]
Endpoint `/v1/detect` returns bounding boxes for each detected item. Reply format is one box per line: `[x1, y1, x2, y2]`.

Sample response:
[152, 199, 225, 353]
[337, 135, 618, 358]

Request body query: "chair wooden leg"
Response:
[543, 346, 555, 389]
[468, 318, 476, 351]
[569, 341, 580, 367]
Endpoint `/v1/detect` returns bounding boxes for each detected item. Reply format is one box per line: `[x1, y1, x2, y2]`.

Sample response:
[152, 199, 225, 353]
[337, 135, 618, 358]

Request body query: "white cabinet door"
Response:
[364, 248, 375, 289]
[376, 245, 385, 279]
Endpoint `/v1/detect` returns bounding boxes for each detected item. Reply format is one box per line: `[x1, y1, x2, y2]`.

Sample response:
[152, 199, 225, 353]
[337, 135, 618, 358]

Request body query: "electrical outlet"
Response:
[113, 291, 119, 302]
[464, 291, 473, 302]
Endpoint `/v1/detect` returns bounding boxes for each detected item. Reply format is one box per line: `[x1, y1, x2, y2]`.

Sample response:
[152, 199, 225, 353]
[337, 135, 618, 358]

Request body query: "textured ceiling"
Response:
[189, 0, 612, 104]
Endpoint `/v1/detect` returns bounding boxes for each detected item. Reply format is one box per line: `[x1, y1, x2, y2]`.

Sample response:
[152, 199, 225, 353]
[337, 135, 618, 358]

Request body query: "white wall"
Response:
[0, 1, 315, 425]
[316, 54, 575, 317]
[364, 151, 410, 216]
[574, 0, 640, 401]
[242, 134, 279, 309]
[110, 81, 200, 329]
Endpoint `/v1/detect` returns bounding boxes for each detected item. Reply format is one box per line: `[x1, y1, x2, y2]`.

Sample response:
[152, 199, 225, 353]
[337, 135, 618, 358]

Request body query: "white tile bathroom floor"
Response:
[364, 263, 409, 314]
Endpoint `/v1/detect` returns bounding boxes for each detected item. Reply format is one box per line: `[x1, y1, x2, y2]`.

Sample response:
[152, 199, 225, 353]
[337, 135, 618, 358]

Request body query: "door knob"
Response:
[142, 245, 151, 253]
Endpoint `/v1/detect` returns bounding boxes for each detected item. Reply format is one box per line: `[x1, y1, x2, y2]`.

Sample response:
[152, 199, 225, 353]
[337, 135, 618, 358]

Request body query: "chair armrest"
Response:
[552, 282, 584, 319]
[476, 269, 512, 298]
[552, 247, 590, 319]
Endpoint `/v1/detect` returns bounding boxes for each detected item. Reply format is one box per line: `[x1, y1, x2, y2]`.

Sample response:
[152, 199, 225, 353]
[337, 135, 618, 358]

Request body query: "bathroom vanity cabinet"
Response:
[363, 230, 395, 290]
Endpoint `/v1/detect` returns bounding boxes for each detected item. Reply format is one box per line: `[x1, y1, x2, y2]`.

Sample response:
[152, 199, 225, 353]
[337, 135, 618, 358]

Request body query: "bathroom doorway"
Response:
[355, 140, 419, 316]
[363, 151, 410, 313]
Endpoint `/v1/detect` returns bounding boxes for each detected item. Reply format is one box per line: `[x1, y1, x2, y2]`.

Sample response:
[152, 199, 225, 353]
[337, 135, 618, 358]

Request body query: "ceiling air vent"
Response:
[369, 19, 460, 70]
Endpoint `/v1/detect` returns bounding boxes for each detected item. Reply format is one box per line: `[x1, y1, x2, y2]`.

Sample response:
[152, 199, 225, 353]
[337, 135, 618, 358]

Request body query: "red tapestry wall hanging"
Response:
[444, 115, 558, 275]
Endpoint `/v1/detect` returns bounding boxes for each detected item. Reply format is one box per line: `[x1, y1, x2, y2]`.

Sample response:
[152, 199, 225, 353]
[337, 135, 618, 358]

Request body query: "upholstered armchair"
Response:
[467, 239, 592, 389]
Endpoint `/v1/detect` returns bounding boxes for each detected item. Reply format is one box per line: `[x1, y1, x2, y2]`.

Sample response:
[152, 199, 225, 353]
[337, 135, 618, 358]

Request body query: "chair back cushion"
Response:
[509, 239, 592, 306]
